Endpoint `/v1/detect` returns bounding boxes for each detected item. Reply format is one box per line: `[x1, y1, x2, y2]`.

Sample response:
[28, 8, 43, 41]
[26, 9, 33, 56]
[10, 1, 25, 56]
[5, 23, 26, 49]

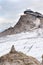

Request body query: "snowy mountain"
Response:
[0, 10, 43, 63]
[0, 10, 43, 37]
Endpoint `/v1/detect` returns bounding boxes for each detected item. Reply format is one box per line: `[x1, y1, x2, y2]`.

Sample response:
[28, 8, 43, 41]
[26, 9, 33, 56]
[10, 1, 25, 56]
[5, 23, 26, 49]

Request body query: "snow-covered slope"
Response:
[0, 28, 43, 62]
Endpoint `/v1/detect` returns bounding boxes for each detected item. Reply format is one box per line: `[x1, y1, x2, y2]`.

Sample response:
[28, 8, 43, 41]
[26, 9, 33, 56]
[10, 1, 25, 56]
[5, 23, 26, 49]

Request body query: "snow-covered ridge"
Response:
[0, 28, 43, 62]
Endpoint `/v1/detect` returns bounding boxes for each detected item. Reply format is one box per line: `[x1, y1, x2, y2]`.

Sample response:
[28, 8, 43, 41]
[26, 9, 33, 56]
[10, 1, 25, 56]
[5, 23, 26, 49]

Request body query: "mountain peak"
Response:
[0, 9, 43, 37]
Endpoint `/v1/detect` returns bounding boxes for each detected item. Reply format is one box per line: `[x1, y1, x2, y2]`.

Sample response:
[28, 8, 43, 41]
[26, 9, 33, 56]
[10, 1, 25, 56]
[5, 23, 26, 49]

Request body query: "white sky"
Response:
[0, 0, 43, 32]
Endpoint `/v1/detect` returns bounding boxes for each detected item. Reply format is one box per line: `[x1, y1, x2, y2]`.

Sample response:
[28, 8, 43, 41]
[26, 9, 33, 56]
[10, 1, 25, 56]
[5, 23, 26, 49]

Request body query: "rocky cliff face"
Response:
[0, 45, 41, 65]
[0, 10, 43, 37]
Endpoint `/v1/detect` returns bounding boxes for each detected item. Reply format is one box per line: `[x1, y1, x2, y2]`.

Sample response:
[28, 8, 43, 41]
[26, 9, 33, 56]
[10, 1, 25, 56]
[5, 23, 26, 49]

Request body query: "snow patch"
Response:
[0, 28, 43, 62]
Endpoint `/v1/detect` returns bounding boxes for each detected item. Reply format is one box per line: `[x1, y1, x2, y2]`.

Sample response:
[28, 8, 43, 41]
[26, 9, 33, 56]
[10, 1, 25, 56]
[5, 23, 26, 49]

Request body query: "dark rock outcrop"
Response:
[24, 9, 34, 14]
[0, 45, 41, 65]
[24, 9, 43, 18]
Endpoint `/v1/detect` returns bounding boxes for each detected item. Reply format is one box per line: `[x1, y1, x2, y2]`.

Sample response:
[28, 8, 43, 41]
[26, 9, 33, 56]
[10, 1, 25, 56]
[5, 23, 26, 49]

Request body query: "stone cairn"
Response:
[10, 45, 16, 53]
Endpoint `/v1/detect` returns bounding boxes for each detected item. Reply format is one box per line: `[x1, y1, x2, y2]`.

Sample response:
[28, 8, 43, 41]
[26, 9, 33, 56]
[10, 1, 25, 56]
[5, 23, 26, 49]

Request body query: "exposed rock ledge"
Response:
[0, 45, 41, 65]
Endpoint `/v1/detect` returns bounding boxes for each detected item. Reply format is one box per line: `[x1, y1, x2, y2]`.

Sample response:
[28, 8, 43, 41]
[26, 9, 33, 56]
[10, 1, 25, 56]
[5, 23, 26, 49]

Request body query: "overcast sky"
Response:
[0, 0, 43, 32]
